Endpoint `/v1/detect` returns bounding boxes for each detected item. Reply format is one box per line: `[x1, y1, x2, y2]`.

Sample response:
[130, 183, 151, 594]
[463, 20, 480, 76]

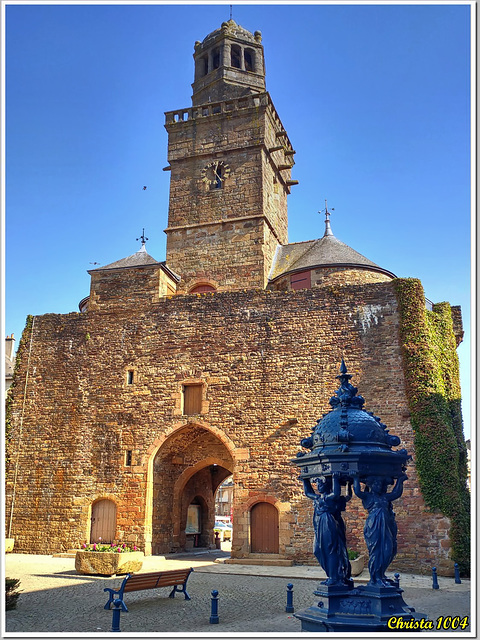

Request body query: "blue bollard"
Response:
[432, 567, 439, 590]
[286, 583, 294, 613]
[110, 598, 128, 632]
[210, 589, 219, 624]
[394, 573, 400, 588]
[454, 563, 462, 584]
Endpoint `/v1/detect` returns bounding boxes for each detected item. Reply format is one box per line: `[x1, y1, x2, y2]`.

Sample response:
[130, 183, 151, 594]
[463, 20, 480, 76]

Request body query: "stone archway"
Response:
[150, 423, 234, 555]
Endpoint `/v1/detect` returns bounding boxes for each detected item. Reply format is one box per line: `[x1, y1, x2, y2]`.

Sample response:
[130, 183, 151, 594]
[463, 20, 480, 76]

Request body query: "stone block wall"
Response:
[5, 282, 458, 573]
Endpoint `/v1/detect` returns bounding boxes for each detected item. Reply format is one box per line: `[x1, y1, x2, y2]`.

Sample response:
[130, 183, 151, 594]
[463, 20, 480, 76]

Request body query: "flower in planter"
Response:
[80, 540, 140, 553]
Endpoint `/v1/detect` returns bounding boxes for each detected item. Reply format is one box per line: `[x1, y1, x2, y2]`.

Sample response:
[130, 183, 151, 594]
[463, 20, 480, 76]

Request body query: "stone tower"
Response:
[164, 20, 298, 294]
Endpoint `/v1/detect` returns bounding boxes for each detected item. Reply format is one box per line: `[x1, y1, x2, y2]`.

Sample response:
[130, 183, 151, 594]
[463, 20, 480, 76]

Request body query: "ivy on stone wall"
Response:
[393, 279, 470, 574]
[5, 315, 33, 465]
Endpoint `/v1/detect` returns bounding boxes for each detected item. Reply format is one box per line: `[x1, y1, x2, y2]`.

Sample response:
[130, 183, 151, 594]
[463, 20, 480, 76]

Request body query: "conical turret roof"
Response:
[269, 215, 396, 282]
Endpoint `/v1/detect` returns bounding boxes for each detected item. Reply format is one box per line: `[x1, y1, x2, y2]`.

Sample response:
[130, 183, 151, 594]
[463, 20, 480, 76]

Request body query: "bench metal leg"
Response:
[104, 588, 119, 610]
[169, 584, 191, 600]
[104, 575, 129, 609]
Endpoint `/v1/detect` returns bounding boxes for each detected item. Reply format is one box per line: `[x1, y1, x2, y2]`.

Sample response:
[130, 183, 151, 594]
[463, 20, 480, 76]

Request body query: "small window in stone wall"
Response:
[183, 384, 203, 415]
[291, 270, 311, 290]
[125, 450, 132, 466]
[127, 370, 134, 385]
[200, 55, 208, 76]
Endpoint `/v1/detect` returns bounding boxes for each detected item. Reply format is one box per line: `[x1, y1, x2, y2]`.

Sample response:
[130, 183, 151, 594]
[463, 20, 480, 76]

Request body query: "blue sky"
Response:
[3, 2, 472, 435]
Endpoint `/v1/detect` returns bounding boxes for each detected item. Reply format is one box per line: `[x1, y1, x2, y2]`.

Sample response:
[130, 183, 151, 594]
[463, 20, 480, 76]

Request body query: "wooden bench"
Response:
[104, 568, 194, 611]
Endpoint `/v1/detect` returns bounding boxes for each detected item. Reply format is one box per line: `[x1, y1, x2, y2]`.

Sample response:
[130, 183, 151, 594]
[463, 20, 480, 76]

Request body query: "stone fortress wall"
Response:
[6, 280, 455, 574]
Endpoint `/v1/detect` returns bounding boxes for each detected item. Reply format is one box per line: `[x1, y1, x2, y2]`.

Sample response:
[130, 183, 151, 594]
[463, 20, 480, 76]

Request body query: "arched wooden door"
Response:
[250, 502, 279, 553]
[90, 499, 117, 543]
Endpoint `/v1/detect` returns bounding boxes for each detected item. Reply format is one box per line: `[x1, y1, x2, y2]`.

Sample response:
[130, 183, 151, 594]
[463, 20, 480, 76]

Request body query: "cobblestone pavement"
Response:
[4, 552, 472, 637]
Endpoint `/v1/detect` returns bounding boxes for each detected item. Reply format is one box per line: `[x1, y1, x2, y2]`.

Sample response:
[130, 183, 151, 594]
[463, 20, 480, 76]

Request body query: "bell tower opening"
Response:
[212, 46, 221, 70]
[197, 55, 208, 78]
[231, 44, 241, 68]
[244, 48, 255, 72]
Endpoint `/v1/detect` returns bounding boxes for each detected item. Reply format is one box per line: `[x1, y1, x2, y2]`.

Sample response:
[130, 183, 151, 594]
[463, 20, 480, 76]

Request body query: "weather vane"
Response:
[136, 228, 148, 246]
[319, 199, 334, 222]
[230, 4, 233, 20]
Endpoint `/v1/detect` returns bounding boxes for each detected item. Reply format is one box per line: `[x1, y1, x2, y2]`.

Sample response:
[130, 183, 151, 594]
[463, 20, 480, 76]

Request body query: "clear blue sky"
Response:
[4, 2, 472, 436]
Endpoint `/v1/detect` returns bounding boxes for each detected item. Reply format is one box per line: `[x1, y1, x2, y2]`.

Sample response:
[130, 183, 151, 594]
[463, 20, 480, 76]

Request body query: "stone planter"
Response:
[5, 538, 15, 553]
[75, 550, 144, 576]
[350, 554, 365, 577]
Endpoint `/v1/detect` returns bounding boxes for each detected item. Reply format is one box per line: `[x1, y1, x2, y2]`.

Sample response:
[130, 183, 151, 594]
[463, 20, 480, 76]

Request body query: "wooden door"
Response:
[183, 384, 202, 415]
[250, 502, 279, 553]
[90, 499, 117, 544]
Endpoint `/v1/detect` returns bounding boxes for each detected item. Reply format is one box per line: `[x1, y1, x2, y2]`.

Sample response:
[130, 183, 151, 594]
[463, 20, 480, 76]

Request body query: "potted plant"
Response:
[75, 539, 144, 576]
[348, 549, 365, 577]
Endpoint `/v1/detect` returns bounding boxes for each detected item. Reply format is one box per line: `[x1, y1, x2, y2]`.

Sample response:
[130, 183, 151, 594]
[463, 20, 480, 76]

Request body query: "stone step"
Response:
[224, 557, 294, 567]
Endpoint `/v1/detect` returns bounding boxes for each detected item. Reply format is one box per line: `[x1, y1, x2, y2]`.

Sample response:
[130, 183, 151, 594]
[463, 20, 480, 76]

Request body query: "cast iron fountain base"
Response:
[294, 581, 425, 632]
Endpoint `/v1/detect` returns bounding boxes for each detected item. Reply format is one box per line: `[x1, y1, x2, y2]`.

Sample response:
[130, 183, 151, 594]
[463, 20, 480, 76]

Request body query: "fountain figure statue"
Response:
[353, 472, 407, 586]
[303, 473, 352, 586]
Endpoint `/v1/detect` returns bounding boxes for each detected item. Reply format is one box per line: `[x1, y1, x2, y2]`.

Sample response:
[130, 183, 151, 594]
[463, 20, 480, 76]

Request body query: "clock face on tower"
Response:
[201, 160, 231, 189]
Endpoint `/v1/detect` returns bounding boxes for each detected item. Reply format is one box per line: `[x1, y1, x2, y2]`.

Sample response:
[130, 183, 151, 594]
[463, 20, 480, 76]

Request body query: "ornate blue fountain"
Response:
[292, 360, 425, 632]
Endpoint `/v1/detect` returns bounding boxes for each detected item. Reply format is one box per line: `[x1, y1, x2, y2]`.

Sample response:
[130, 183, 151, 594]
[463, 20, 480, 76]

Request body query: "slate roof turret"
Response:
[269, 212, 396, 282]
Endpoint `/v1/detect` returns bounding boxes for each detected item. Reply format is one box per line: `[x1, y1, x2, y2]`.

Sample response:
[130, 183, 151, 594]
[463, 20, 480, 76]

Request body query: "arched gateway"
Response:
[148, 423, 234, 555]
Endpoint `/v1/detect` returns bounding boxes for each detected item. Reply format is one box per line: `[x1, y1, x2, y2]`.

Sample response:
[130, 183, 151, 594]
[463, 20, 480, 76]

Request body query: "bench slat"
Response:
[127, 570, 191, 581]
[124, 580, 162, 591]
[123, 569, 192, 591]
[124, 578, 186, 589]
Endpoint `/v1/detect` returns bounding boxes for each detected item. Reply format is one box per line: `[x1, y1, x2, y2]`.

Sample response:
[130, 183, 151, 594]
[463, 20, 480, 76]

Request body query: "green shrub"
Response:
[6, 577, 21, 611]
